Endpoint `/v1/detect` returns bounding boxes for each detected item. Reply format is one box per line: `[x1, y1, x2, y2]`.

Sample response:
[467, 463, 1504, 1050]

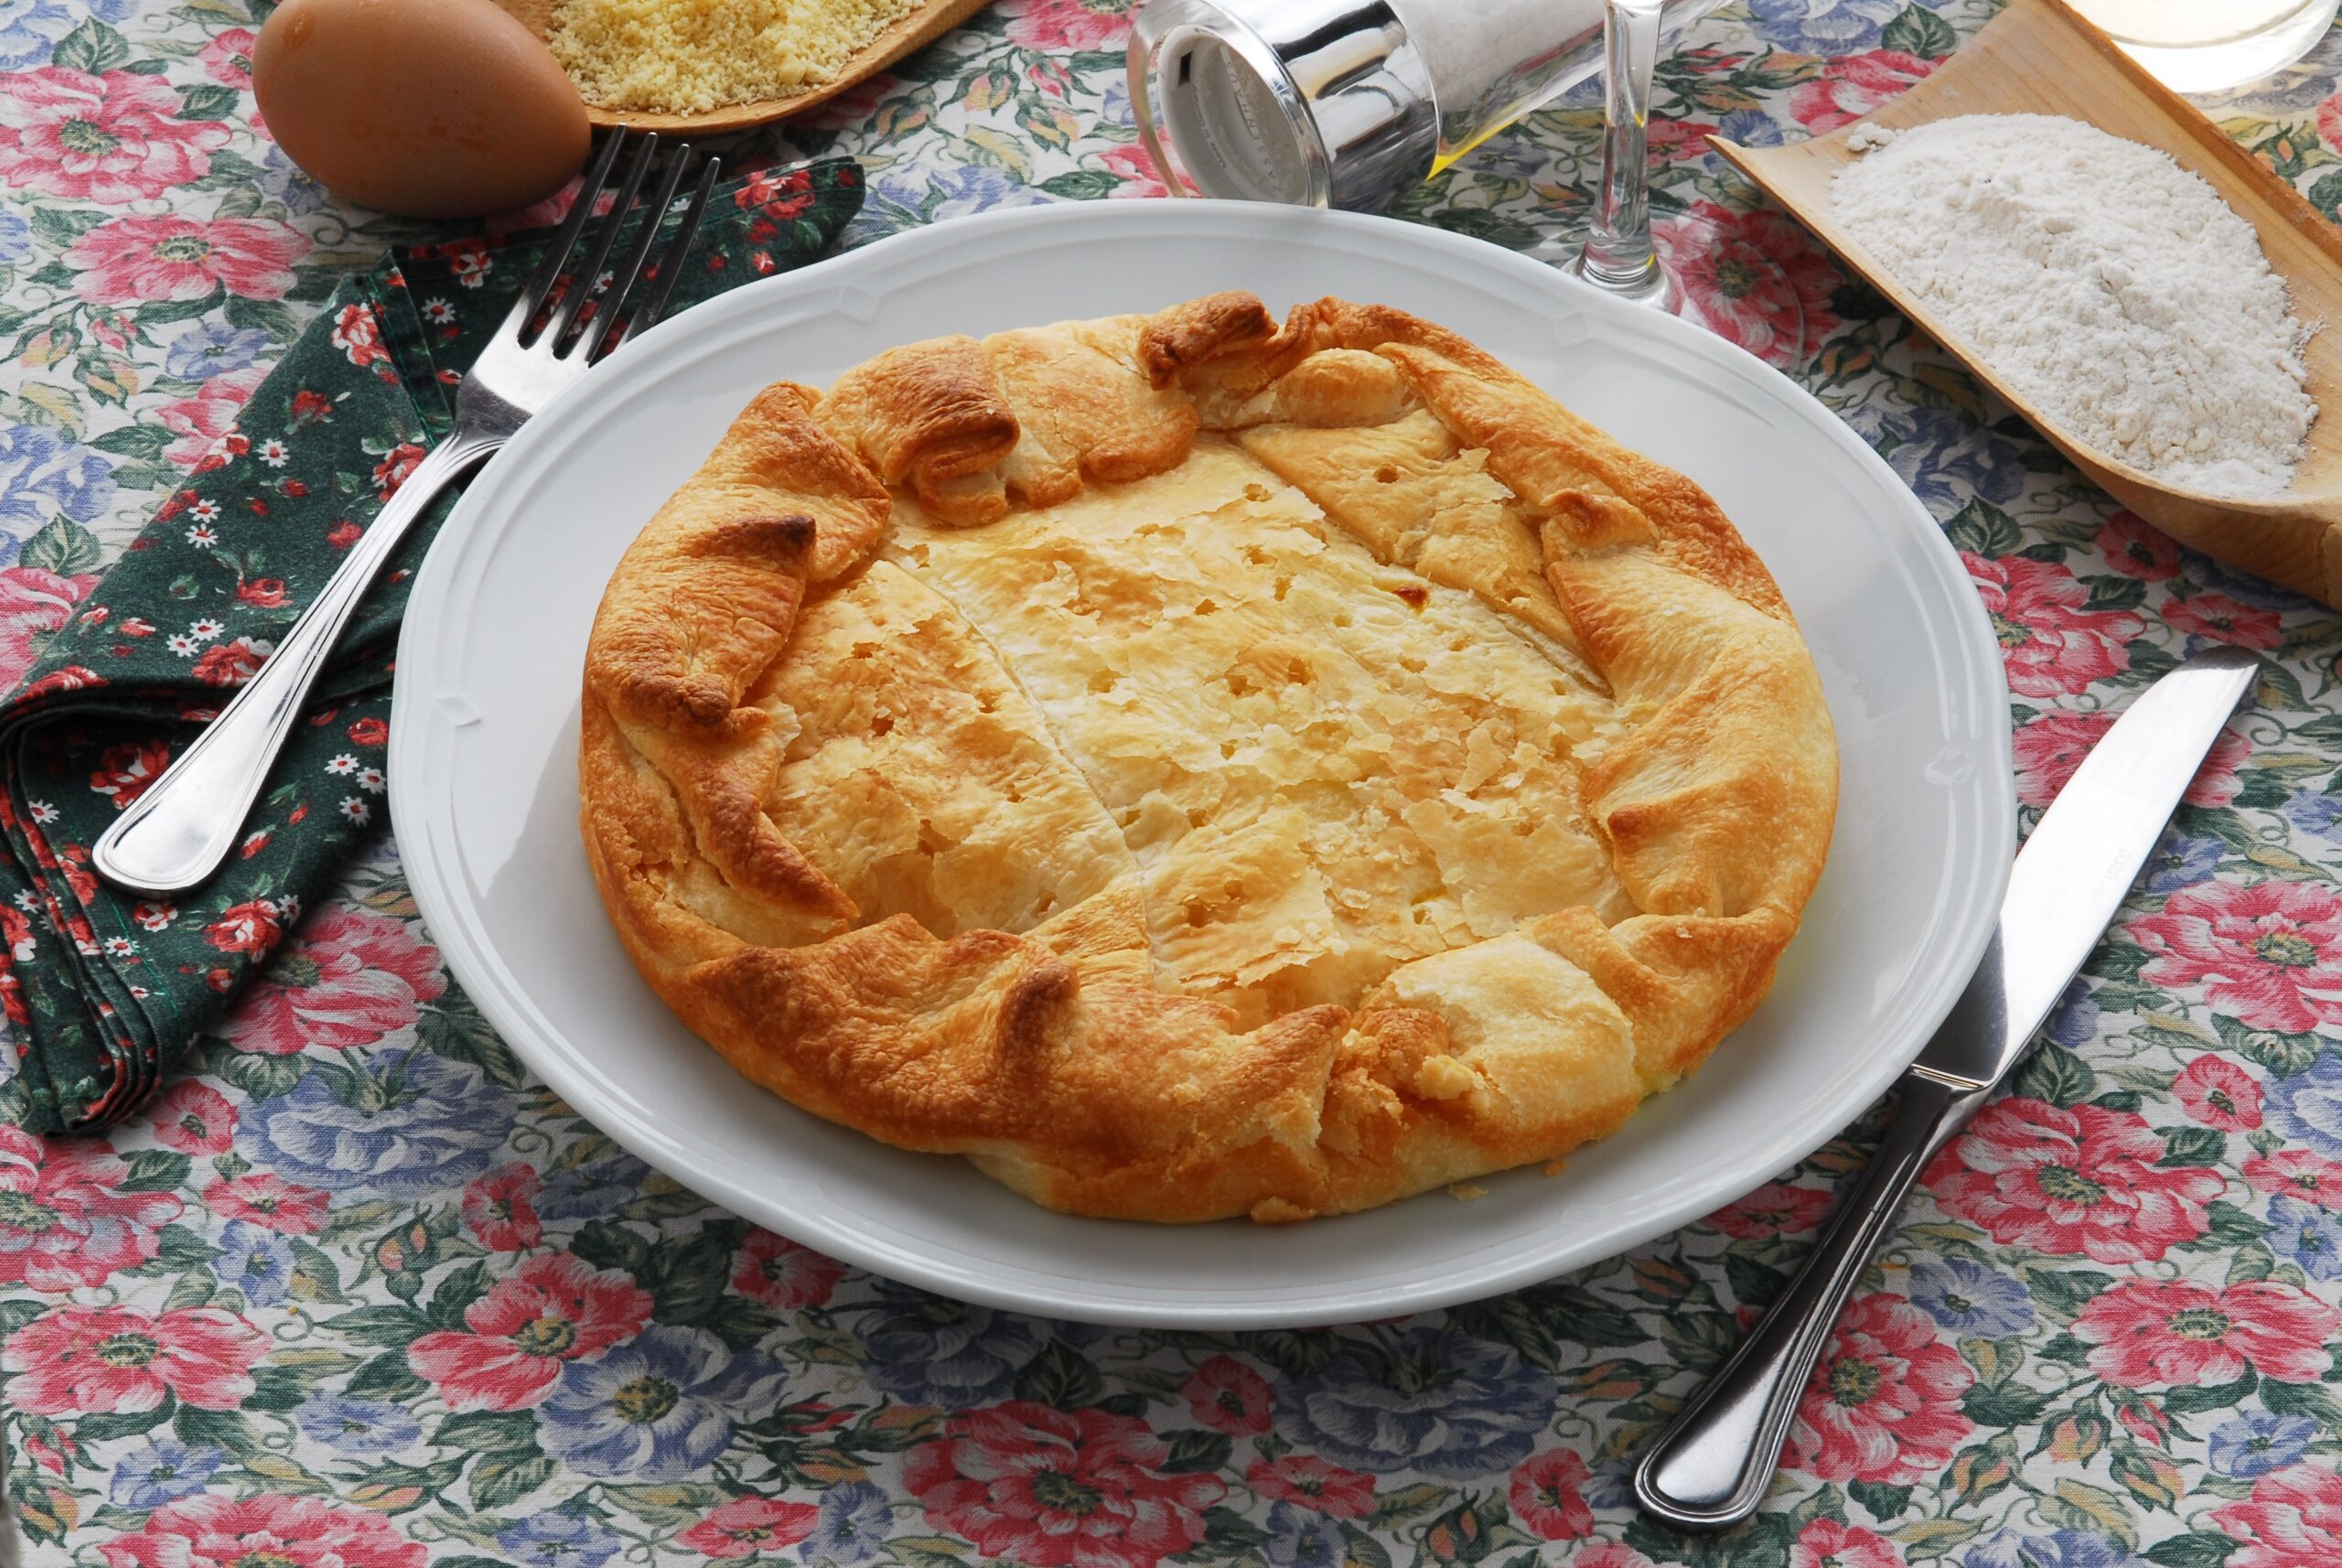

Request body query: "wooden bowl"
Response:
[491, 0, 990, 134]
[1715, 0, 2342, 609]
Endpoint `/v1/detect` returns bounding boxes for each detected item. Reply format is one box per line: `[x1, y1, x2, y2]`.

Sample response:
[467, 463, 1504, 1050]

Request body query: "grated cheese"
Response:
[550, 0, 926, 114]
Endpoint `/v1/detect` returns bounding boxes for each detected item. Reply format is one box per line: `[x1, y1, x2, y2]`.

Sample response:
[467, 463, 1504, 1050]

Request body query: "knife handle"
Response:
[1632, 1069, 1986, 1530]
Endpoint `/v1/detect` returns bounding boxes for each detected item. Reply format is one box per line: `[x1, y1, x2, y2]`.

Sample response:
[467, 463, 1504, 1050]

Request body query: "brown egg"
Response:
[254, 0, 591, 219]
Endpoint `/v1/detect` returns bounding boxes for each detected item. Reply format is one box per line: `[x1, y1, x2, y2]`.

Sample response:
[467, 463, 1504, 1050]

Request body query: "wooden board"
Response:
[1715, 0, 2342, 609]
[494, 0, 990, 134]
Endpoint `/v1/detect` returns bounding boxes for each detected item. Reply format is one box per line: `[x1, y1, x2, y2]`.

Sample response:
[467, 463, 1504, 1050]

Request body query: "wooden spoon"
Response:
[491, 0, 990, 134]
[1715, 0, 2342, 609]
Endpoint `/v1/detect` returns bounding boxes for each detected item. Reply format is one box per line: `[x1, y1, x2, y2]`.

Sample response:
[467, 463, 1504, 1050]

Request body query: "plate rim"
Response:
[391, 199, 2014, 1326]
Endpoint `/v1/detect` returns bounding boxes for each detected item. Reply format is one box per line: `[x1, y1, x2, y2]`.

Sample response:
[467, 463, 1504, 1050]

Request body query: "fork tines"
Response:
[504, 132, 723, 361]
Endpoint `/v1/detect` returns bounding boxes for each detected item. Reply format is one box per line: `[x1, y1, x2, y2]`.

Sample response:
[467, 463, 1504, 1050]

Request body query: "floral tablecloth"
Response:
[5, 2, 2342, 1565]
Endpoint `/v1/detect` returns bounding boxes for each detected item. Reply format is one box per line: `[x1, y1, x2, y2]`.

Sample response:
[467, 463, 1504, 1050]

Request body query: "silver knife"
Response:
[1632, 645, 2260, 1530]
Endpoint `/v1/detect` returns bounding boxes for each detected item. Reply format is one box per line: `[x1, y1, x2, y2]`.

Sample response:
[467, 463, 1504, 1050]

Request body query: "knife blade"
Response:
[1631, 645, 2259, 1531]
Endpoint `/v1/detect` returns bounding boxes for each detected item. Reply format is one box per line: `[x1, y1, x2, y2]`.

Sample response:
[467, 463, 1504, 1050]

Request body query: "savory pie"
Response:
[579, 293, 1837, 1223]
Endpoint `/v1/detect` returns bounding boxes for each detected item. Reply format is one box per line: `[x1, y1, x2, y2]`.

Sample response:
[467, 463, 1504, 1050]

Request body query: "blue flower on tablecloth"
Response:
[2264, 1057, 2342, 1160]
[165, 322, 274, 382]
[216, 1219, 295, 1307]
[1878, 408, 2025, 510]
[534, 1143, 657, 1221]
[1907, 1255, 2034, 1337]
[107, 1439, 222, 1509]
[1742, 0, 1908, 56]
[295, 1393, 422, 1455]
[808, 1479, 896, 1565]
[1275, 1327, 1558, 1477]
[240, 1048, 507, 1197]
[0, 423, 114, 534]
[2194, 556, 2307, 611]
[1965, 1528, 2143, 1568]
[0, 0, 70, 69]
[2208, 1411, 2319, 1478]
[2047, 977, 2099, 1050]
[256, 140, 330, 217]
[869, 163, 1053, 226]
[855, 1282, 1043, 1408]
[2143, 830, 2227, 896]
[0, 212, 28, 268]
[2283, 788, 2342, 847]
[536, 1325, 788, 1480]
[2268, 1196, 2342, 1281]
[1263, 1502, 1348, 1568]
[497, 1502, 626, 1568]
[1099, 76, 1132, 129]
[1717, 109, 1790, 149]
[2202, 68, 2338, 116]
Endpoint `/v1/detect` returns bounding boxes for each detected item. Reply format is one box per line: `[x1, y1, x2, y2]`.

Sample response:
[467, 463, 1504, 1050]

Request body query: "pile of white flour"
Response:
[1832, 113, 2315, 499]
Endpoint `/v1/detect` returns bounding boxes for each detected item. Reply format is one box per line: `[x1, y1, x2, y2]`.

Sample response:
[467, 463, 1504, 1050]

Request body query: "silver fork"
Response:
[93, 134, 720, 897]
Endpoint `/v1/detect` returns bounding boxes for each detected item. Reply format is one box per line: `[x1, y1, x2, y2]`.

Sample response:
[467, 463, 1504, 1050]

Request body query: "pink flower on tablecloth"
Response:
[2245, 1149, 2342, 1212]
[676, 1498, 821, 1559]
[2215, 1463, 2342, 1568]
[731, 1226, 843, 1310]
[907, 1402, 1225, 1568]
[1788, 49, 1939, 134]
[1244, 1455, 1376, 1518]
[408, 1251, 653, 1410]
[1925, 1097, 2223, 1262]
[1509, 1447, 1595, 1541]
[2012, 712, 2109, 809]
[221, 904, 446, 1054]
[1661, 199, 1841, 368]
[1963, 552, 2144, 698]
[1784, 1292, 1972, 1484]
[1006, 0, 1135, 52]
[192, 635, 271, 688]
[5, 1303, 266, 1413]
[1574, 1549, 1659, 1568]
[2095, 511, 2183, 580]
[463, 1163, 543, 1251]
[205, 1172, 329, 1234]
[2013, 710, 2245, 809]
[0, 565, 97, 690]
[1182, 1356, 1271, 1435]
[69, 214, 307, 305]
[2127, 879, 2342, 1036]
[200, 27, 258, 91]
[0, 69, 229, 202]
[99, 1493, 424, 1568]
[90, 737, 174, 811]
[0, 1123, 180, 1289]
[1706, 1180, 1834, 1238]
[2076, 1279, 2339, 1388]
[2174, 1054, 2264, 1131]
[18, 664, 103, 699]
[1648, 118, 1722, 162]
[152, 1080, 236, 1155]
[2165, 592, 2284, 650]
[1101, 142, 1168, 199]
[156, 362, 265, 467]
[1793, 1519, 1906, 1568]
[203, 897, 284, 956]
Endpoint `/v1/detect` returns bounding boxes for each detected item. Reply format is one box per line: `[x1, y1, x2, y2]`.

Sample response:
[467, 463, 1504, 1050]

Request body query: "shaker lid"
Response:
[1130, 0, 1438, 211]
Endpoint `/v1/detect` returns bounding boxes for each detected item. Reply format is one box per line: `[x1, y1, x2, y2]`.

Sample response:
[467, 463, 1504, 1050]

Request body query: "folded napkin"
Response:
[0, 156, 865, 1135]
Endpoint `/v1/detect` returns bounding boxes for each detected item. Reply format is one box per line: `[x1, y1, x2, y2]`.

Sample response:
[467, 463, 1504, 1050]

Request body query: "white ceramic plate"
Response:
[392, 201, 2012, 1328]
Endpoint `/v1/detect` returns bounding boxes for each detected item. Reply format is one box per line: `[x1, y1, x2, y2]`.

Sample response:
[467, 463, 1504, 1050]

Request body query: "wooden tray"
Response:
[1714, 0, 2342, 609]
[493, 0, 990, 134]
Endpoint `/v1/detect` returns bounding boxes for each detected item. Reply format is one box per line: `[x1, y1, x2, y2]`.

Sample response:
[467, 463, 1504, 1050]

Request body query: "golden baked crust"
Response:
[580, 294, 1837, 1222]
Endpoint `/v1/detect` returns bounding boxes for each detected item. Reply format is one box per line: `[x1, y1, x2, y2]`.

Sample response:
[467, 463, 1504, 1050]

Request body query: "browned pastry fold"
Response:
[580, 292, 1838, 1222]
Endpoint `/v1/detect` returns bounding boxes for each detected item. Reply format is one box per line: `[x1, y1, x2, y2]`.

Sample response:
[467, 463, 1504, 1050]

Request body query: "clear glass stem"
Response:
[1577, 0, 1671, 306]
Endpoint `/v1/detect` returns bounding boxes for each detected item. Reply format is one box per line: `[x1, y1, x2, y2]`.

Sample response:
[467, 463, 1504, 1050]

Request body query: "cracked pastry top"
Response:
[578, 293, 1838, 1223]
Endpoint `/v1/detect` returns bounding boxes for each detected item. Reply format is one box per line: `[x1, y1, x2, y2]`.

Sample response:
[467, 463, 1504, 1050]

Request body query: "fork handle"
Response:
[92, 433, 500, 897]
[1631, 1070, 1984, 1530]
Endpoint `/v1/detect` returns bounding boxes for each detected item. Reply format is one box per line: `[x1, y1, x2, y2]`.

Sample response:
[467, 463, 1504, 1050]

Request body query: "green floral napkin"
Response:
[0, 156, 865, 1135]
